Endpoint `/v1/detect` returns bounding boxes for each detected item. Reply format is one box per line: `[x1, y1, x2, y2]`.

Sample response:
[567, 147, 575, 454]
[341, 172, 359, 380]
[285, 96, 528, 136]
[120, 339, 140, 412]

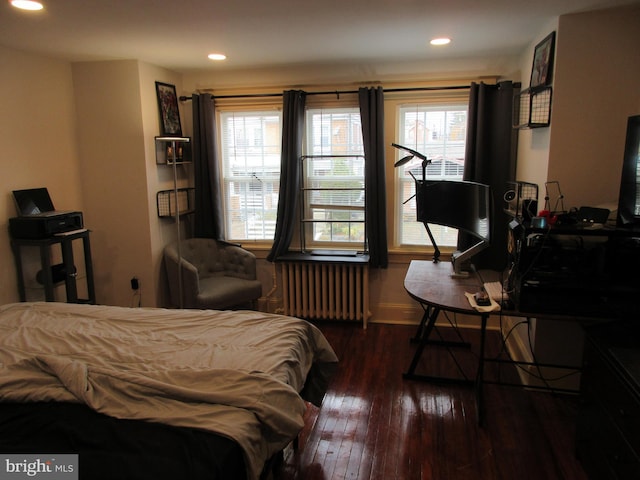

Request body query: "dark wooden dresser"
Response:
[576, 320, 640, 479]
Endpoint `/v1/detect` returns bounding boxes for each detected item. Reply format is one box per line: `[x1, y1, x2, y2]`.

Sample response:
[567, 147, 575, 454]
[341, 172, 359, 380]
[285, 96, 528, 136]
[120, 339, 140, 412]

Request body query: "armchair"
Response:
[164, 238, 262, 310]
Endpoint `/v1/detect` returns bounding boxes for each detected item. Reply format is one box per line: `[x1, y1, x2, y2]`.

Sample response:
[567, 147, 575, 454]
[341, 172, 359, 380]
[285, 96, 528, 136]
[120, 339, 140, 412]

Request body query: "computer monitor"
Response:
[616, 114, 640, 229]
[415, 180, 492, 277]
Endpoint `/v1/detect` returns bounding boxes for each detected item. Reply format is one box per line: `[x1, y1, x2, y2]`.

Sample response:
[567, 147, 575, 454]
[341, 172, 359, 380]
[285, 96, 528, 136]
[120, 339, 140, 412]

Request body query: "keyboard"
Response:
[483, 281, 507, 301]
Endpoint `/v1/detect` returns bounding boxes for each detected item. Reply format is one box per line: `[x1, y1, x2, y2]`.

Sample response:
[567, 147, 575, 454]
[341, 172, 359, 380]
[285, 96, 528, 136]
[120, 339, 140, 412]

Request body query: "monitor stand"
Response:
[423, 222, 441, 263]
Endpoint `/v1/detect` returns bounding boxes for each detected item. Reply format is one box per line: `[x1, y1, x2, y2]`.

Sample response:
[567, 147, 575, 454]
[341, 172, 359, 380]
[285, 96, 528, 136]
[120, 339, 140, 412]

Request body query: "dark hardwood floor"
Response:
[275, 321, 589, 480]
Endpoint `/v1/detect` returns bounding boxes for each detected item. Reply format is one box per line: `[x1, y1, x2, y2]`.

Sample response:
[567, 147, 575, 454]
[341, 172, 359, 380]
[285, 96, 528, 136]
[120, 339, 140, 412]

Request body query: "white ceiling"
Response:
[0, 0, 637, 74]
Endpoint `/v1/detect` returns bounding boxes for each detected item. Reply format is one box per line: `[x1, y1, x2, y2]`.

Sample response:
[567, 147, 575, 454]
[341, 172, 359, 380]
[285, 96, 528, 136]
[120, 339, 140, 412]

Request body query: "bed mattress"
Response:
[0, 302, 338, 479]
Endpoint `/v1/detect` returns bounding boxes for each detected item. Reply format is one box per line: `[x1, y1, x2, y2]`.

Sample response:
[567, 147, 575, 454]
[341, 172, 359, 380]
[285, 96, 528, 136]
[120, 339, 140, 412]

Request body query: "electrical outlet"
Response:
[130, 277, 139, 290]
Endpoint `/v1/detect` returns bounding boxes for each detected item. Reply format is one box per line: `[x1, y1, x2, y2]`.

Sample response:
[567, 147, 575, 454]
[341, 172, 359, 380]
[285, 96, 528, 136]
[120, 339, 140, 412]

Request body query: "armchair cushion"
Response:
[197, 276, 262, 310]
[164, 238, 262, 310]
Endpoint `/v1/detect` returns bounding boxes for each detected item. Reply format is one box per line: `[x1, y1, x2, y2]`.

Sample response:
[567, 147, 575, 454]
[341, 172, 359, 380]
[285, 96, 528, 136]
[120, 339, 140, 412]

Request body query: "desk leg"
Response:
[411, 303, 471, 349]
[404, 306, 440, 378]
[39, 245, 55, 302]
[81, 234, 96, 304]
[475, 314, 488, 426]
[60, 238, 78, 303]
[11, 242, 27, 302]
[411, 304, 432, 342]
[403, 305, 475, 385]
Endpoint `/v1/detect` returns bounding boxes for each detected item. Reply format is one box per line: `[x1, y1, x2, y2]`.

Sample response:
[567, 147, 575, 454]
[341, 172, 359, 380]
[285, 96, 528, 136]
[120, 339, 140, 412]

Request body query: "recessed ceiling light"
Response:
[207, 53, 227, 61]
[10, 0, 44, 10]
[430, 37, 451, 46]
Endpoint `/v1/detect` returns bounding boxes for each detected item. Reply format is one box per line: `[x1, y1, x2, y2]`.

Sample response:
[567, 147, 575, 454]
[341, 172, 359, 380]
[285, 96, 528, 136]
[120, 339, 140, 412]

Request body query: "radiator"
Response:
[281, 261, 370, 327]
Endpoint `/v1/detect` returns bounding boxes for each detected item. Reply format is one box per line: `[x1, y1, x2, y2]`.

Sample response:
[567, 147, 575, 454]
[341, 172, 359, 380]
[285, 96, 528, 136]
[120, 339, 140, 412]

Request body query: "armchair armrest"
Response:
[164, 246, 200, 308]
[178, 257, 200, 292]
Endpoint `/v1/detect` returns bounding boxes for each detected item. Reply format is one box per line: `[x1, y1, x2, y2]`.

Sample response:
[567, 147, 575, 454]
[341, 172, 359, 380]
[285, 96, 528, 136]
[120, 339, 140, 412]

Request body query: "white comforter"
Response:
[0, 302, 338, 480]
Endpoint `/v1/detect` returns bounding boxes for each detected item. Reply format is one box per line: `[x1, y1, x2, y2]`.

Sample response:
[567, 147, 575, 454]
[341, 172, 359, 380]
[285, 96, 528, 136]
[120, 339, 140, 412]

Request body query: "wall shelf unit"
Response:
[155, 136, 192, 308]
[156, 188, 195, 218]
[155, 136, 191, 164]
[513, 86, 553, 129]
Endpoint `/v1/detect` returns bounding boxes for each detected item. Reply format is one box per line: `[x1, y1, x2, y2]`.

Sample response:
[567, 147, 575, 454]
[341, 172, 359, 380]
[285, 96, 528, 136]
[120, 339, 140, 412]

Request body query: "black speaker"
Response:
[36, 263, 76, 284]
[504, 190, 516, 202]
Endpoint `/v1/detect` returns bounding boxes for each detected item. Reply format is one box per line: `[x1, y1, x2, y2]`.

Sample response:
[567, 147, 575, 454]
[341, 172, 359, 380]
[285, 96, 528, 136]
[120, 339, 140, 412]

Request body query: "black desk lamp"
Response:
[392, 143, 430, 181]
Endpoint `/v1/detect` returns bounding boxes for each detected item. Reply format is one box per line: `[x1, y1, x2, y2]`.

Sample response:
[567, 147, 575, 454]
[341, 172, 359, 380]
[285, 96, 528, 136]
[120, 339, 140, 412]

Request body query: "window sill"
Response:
[275, 251, 370, 264]
[387, 247, 455, 265]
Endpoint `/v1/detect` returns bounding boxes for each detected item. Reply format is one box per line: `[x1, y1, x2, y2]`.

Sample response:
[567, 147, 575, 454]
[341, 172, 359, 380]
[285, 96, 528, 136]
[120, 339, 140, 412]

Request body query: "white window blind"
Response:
[397, 104, 468, 246]
[220, 111, 282, 241]
[303, 108, 365, 250]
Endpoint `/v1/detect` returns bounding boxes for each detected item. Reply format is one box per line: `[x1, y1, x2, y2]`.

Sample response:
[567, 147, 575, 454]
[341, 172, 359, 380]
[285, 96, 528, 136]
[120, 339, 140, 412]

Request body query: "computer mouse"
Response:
[474, 291, 491, 306]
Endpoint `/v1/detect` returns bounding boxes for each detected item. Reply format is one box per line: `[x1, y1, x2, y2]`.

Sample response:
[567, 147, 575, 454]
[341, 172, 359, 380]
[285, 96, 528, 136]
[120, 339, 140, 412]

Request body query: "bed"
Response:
[0, 302, 338, 480]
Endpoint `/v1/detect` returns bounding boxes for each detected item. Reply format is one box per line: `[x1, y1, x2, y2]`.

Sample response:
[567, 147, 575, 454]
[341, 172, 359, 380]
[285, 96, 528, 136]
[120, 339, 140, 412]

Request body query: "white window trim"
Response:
[385, 92, 470, 251]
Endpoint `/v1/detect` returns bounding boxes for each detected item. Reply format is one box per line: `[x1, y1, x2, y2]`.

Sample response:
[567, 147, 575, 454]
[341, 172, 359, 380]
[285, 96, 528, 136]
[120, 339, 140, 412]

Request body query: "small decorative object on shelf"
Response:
[155, 136, 191, 164]
[513, 86, 552, 129]
[156, 188, 195, 218]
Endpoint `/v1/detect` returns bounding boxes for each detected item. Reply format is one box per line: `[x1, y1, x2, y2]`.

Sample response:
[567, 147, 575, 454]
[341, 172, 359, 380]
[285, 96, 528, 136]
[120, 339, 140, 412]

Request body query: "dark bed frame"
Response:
[0, 402, 248, 480]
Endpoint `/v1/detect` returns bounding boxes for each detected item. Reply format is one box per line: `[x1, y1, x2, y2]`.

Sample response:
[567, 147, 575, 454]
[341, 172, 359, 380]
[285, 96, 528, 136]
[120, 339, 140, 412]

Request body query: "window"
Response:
[396, 104, 468, 247]
[220, 111, 281, 241]
[303, 108, 365, 251]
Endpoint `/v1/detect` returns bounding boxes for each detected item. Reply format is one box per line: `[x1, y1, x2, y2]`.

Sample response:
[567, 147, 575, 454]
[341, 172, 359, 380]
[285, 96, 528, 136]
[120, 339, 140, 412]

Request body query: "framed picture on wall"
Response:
[155, 81, 182, 136]
[529, 32, 556, 89]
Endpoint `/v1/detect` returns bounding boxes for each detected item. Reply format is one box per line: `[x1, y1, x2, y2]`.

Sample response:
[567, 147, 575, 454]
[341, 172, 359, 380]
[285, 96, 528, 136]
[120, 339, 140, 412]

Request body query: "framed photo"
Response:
[155, 81, 182, 136]
[529, 32, 556, 89]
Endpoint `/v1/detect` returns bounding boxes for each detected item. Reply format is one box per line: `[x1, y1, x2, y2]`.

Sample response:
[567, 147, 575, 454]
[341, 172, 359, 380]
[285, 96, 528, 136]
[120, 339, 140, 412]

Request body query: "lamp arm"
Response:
[421, 158, 432, 181]
[423, 222, 441, 263]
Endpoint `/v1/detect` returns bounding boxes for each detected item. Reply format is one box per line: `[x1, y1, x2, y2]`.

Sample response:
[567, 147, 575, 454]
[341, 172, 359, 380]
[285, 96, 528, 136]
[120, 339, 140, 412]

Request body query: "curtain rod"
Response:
[179, 85, 470, 101]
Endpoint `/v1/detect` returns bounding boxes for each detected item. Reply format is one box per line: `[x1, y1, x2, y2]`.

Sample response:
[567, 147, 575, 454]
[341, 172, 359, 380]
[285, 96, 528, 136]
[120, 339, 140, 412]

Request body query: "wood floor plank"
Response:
[274, 322, 588, 480]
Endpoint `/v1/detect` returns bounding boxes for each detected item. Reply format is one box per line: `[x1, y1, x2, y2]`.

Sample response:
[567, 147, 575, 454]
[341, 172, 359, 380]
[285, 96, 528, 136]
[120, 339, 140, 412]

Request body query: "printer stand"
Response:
[10, 229, 96, 304]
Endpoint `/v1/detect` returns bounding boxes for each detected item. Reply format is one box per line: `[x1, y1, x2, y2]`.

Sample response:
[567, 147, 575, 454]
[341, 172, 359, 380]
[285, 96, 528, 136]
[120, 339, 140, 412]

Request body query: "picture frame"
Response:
[529, 32, 556, 89]
[155, 81, 182, 136]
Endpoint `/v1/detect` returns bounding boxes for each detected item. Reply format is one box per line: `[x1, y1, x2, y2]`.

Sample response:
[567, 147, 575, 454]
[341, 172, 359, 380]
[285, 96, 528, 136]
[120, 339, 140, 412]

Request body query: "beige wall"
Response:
[0, 46, 83, 305]
[549, 4, 640, 209]
[72, 60, 154, 306]
[72, 60, 189, 307]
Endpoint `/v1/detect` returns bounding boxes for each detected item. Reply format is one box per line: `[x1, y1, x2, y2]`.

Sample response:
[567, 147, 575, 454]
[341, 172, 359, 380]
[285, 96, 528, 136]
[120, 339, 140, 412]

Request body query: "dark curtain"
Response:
[192, 93, 224, 240]
[460, 81, 519, 270]
[358, 87, 388, 268]
[267, 90, 307, 262]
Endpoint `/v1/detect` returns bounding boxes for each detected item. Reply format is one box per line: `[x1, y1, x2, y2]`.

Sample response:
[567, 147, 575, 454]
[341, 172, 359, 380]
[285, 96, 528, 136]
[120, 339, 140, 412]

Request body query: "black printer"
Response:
[9, 187, 84, 239]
